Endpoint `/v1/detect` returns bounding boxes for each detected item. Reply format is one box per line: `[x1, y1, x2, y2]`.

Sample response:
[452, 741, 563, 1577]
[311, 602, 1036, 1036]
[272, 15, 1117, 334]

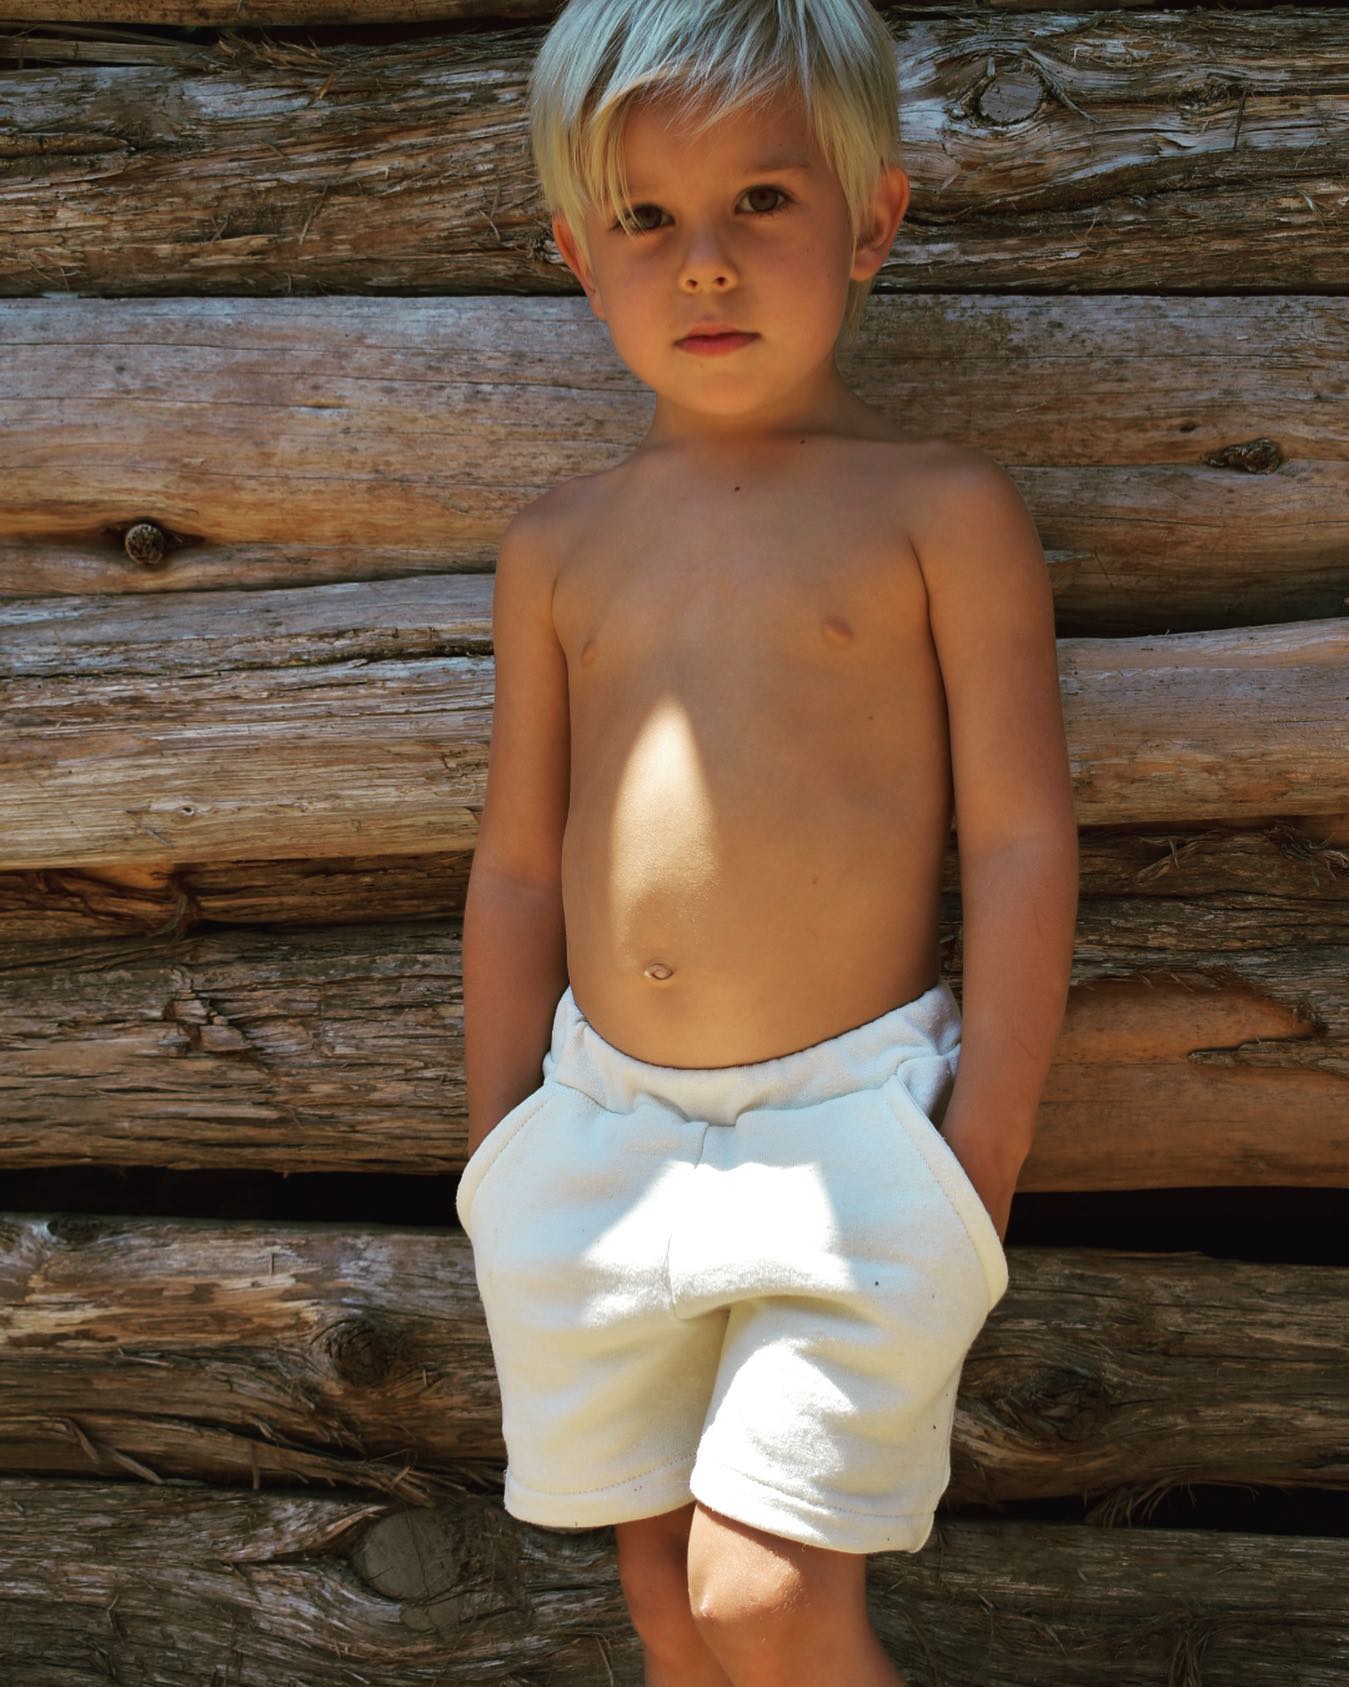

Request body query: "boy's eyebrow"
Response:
[623, 159, 813, 192]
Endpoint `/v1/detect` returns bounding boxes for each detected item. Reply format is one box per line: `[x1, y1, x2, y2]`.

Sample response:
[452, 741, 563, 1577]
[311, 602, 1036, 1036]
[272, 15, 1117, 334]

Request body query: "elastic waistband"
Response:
[541, 978, 961, 1123]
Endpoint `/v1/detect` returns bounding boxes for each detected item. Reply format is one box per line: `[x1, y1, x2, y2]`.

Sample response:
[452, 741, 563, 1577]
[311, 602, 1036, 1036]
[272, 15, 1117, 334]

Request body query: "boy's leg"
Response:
[687, 1502, 907, 1687]
[614, 1504, 735, 1686]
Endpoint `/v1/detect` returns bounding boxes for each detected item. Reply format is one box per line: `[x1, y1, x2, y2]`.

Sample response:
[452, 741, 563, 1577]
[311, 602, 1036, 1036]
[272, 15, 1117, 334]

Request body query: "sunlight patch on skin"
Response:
[608, 697, 723, 979]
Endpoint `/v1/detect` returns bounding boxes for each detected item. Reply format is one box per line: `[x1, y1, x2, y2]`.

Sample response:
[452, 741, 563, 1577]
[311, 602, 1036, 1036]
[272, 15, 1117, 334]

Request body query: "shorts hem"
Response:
[688, 1460, 937, 1556]
[503, 1455, 698, 1530]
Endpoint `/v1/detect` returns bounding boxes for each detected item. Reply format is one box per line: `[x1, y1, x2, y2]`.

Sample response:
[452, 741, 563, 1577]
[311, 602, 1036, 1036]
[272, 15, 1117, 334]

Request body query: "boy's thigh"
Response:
[684, 1263, 985, 1557]
[469, 1086, 726, 1519]
[615, 1501, 698, 1568]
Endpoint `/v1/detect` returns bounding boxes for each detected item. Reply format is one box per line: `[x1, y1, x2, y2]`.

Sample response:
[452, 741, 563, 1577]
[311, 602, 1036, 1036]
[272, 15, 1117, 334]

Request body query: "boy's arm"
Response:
[911, 447, 1080, 1236]
[462, 500, 571, 1158]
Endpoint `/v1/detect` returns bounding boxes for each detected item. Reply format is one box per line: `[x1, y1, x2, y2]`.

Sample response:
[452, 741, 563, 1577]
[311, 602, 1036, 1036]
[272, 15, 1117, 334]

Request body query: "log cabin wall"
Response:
[1, 1, 1346, 1681]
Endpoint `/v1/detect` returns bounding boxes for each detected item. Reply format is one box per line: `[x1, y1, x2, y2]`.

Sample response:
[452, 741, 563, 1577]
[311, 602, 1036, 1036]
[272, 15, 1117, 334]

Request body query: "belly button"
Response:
[644, 961, 675, 981]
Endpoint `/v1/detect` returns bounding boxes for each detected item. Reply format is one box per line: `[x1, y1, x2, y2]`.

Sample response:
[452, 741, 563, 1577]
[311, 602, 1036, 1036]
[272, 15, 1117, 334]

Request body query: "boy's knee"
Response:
[690, 1568, 804, 1641]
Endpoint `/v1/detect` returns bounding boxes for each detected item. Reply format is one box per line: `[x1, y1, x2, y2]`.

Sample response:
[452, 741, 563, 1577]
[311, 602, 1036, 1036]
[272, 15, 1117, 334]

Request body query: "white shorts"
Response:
[455, 978, 1008, 1555]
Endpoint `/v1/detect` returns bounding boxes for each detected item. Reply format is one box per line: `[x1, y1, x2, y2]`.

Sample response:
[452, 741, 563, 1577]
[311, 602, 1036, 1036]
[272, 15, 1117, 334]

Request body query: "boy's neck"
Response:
[639, 367, 892, 462]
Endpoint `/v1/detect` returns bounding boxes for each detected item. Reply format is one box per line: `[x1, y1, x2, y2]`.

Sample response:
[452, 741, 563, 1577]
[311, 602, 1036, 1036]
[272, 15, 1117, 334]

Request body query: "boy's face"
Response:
[551, 82, 909, 442]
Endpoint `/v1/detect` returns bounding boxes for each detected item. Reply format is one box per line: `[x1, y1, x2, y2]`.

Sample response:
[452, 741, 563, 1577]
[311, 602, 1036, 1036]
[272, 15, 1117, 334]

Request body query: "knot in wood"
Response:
[45, 1214, 115, 1247]
[325, 1314, 399, 1387]
[1177, 75, 1246, 117]
[348, 1505, 537, 1639]
[974, 66, 1044, 126]
[123, 521, 170, 569]
[350, 1508, 471, 1615]
[1203, 436, 1282, 474]
[1004, 1364, 1113, 1443]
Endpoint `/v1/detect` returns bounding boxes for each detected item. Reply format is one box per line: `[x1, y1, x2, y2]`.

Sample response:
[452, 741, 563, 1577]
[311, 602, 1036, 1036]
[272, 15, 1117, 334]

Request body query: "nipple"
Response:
[644, 961, 675, 981]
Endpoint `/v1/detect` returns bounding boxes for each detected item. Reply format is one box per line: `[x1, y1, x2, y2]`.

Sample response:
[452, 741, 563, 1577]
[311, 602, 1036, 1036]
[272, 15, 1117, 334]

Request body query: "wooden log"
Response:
[0, 577, 1344, 870]
[0, 0, 1317, 18]
[1, 13, 1346, 292]
[0, 1475, 1345, 1685]
[0, 817, 1340, 943]
[1, 1220, 1346, 1503]
[1, 819, 1344, 1189]
[0, 851, 474, 943]
[0, 910, 1346, 1188]
[3, 294, 1347, 636]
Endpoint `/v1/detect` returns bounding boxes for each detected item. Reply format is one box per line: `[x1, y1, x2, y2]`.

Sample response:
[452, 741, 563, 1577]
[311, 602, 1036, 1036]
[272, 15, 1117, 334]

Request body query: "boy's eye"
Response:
[612, 184, 792, 234]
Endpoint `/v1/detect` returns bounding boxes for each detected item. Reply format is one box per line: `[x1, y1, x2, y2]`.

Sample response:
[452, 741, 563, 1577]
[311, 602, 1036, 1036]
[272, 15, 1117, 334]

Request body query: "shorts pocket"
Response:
[882, 1072, 1009, 1310]
[455, 1079, 554, 1235]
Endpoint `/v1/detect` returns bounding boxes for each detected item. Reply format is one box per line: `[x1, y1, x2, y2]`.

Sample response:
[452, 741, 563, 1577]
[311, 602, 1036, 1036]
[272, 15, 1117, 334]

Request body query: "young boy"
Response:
[457, 1, 1079, 1682]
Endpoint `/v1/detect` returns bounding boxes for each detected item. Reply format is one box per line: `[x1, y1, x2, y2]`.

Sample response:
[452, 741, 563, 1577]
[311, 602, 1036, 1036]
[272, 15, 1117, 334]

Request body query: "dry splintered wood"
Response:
[3, 293, 1348, 636]
[1, 1218, 1347, 1507]
[0, 865, 1346, 1186]
[0, 816, 1341, 944]
[0, 1477, 1346, 1687]
[0, 12, 1346, 291]
[0, 577, 1345, 873]
[0, 1477, 1342, 1687]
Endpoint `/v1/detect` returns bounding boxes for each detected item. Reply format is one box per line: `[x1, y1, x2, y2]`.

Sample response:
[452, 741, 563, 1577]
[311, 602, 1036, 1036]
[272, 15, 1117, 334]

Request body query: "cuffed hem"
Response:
[503, 1454, 697, 1530]
[688, 1460, 937, 1556]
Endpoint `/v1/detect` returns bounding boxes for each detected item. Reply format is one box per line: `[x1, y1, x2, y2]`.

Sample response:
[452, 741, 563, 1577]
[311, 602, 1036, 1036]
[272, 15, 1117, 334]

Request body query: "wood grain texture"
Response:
[0, 0, 1312, 18]
[0, 1475, 1343, 1685]
[3, 293, 1347, 635]
[1, 577, 1345, 872]
[1, 11, 1346, 290]
[0, 822, 1343, 1189]
[0, 5, 1343, 1673]
[0, 920, 1345, 1185]
[0, 816, 1339, 940]
[1, 1221, 1346, 1508]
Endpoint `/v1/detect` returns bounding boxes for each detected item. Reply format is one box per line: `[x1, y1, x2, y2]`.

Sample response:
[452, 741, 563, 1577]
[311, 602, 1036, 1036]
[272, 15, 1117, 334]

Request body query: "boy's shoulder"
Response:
[492, 476, 600, 612]
[838, 435, 1033, 578]
[498, 472, 608, 576]
[892, 444, 1048, 689]
[890, 436, 1017, 498]
[501, 473, 594, 546]
[893, 438, 1039, 573]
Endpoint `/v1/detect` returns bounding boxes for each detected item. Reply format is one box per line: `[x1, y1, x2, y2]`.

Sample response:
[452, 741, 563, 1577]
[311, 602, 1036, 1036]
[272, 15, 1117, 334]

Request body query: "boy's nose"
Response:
[678, 229, 737, 275]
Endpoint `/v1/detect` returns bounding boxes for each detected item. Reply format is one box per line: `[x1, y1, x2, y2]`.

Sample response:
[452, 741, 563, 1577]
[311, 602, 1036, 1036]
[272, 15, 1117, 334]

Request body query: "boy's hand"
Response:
[939, 1118, 1029, 1245]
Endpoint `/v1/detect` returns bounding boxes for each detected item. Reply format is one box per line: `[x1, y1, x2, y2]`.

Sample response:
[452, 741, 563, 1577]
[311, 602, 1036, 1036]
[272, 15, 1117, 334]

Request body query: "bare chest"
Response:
[552, 492, 933, 748]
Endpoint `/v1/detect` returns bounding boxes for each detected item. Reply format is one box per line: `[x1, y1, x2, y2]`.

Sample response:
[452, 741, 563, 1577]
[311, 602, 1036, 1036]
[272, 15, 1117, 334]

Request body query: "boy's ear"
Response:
[552, 212, 608, 322]
[850, 164, 911, 283]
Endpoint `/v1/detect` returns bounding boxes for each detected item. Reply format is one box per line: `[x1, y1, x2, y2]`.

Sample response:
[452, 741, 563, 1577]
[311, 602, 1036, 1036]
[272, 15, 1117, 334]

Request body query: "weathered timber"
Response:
[0, 818, 1340, 942]
[0, 890, 1346, 1185]
[0, 579, 1345, 869]
[0, 0, 1329, 19]
[0, 1226, 1346, 1505]
[1, 13, 1347, 292]
[0, 1478, 1345, 1686]
[3, 294, 1348, 634]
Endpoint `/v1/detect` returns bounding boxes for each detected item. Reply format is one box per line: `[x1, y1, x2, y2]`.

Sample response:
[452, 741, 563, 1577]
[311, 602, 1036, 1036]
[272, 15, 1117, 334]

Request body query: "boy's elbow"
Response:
[469, 855, 564, 896]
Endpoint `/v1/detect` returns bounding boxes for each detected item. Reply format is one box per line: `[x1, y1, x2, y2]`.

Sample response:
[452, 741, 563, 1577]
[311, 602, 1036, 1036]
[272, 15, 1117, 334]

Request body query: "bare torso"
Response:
[548, 431, 955, 1068]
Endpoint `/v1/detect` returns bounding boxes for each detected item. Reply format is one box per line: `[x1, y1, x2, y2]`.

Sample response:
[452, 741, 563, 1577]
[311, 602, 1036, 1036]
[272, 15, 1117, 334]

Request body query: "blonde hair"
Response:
[527, 0, 902, 343]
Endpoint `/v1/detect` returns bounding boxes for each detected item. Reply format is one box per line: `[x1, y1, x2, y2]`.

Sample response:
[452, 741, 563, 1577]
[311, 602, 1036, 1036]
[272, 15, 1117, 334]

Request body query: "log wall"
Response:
[1, 4, 1346, 1683]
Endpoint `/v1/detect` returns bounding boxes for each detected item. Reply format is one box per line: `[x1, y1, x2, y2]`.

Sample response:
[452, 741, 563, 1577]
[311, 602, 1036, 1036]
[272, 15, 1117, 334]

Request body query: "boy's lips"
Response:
[677, 322, 753, 338]
[676, 328, 760, 355]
